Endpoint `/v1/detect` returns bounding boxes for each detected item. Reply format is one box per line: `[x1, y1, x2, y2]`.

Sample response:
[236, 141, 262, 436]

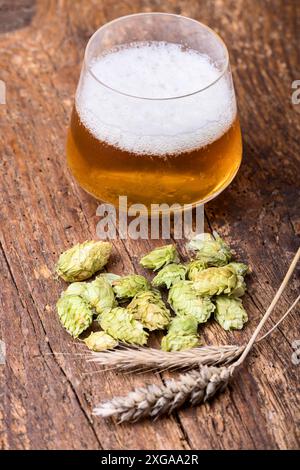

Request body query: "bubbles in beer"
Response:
[77, 41, 236, 156]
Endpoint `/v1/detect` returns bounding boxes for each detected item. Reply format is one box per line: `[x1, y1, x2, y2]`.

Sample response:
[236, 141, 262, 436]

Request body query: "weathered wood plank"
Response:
[0, 0, 299, 450]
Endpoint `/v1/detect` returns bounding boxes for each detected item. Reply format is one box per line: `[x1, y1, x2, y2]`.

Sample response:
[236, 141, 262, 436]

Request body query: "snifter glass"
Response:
[67, 13, 242, 210]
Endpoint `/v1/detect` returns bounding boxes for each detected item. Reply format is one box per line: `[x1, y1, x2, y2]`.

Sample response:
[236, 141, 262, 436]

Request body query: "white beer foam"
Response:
[77, 42, 236, 156]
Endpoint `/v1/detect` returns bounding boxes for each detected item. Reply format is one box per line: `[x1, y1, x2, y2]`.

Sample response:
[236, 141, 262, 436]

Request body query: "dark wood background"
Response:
[0, 0, 299, 450]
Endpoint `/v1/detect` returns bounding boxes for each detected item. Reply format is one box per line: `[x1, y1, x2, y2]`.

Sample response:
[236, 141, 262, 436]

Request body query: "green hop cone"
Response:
[215, 296, 248, 330]
[193, 265, 243, 297]
[63, 276, 116, 315]
[64, 281, 87, 297]
[140, 244, 179, 271]
[85, 276, 117, 315]
[187, 232, 232, 267]
[112, 274, 150, 300]
[161, 315, 199, 352]
[56, 294, 93, 338]
[226, 262, 249, 277]
[127, 290, 171, 331]
[98, 273, 121, 285]
[226, 263, 248, 297]
[168, 281, 215, 323]
[56, 240, 112, 282]
[187, 259, 208, 281]
[152, 263, 187, 288]
[99, 307, 148, 345]
[84, 331, 118, 351]
[230, 275, 247, 297]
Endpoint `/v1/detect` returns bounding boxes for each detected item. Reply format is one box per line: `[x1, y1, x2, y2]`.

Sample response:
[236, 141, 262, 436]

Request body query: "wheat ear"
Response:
[94, 248, 299, 422]
[94, 365, 232, 422]
[88, 344, 244, 372]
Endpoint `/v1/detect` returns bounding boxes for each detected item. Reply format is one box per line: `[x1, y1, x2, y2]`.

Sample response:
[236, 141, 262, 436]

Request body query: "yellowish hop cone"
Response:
[168, 281, 215, 323]
[112, 274, 150, 300]
[226, 262, 249, 277]
[63, 281, 87, 297]
[56, 294, 93, 338]
[215, 296, 248, 330]
[56, 240, 112, 282]
[128, 290, 171, 331]
[84, 331, 118, 351]
[85, 276, 117, 315]
[187, 232, 232, 267]
[99, 307, 148, 346]
[187, 259, 208, 281]
[140, 244, 178, 271]
[63, 276, 117, 315]
[192, 265, 246, 297]
[161, 315, 199, 352]
[152, 263, 187, 288]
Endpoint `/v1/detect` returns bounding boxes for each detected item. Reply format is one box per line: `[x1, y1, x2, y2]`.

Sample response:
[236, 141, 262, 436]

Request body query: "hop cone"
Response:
[187, 232, 232, 267]
[230, 275, 246, 297]
[229, 264, 247, 297]
[152, 263, 187, 288]
[187, 259, 208, 281]
[215, 296, 248, 330]
[168, 281, 215, 323]
[64, 276, 116, 315]
[128, 290, 171, 331]
[85, 276, 117, 314]
[226, 262, 249, 277]
[84, 331, 118, 351]
[192, 266, 242, 296]
[140, 245, 178, 271]
[56, 240, 112, 282]
[99, 307, 148, 346]
[99, 273, 121, 284]
[161, 315, 199, 352]
[112, 274, 150, 300]
[64, 281, 87, 297]
[56, 294, 93, 338]
[224, 263, 248, 297]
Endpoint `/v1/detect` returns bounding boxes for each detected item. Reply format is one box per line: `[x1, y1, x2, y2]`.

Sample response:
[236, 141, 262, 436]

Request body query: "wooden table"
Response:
[0, 0, 299, 450]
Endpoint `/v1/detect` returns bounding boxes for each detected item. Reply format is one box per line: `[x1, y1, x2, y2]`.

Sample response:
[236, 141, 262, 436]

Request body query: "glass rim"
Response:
[84, 12, 230, 101]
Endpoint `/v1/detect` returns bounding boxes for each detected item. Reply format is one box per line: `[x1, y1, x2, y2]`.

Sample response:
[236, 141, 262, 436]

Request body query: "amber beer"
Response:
[67, 39, 242, 209]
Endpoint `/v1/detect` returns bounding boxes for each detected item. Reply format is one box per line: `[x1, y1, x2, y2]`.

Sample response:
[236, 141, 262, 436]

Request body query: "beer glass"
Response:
[67, 13, 242, 210]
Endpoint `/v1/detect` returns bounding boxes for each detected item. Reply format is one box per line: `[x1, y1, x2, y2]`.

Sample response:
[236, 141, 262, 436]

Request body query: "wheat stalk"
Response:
[94, 248, 300, 422]
[88, 344, 244, 372]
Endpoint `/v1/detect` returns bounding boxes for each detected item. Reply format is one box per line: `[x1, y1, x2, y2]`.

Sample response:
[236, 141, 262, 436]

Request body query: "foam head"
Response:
[77, 41, 236, 156]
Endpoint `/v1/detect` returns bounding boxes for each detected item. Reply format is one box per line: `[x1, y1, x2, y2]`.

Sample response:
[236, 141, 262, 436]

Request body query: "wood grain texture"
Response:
[0, 0, 299, 450]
